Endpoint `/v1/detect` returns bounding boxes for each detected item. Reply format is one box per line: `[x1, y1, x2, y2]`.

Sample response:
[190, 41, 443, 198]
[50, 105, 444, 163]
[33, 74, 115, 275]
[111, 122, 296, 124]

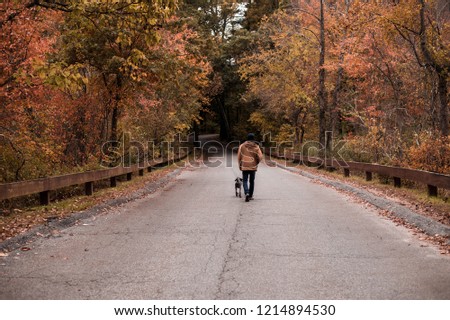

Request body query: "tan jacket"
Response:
[238, 141, 263, 171]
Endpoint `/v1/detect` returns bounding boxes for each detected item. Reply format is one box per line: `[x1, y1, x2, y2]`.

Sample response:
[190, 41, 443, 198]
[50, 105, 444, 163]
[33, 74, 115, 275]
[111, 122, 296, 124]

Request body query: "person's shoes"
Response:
[249, 196, 254, 200]
[245, 194, 250, 202]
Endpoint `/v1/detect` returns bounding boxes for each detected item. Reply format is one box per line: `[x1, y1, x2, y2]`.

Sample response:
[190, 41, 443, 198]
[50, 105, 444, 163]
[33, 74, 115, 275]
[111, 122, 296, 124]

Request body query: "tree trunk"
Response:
[292, 108, 302, 146]
[110, 105, 119, 144]
[331, 64, 343, 137]
[300, 126, 305, 145]
[217, 96, 231, 140]
[294, 126, 300, 146]
[419, 0, 449, 136]
[111, 74, 123, 144]
[437, 72, 449, 136]
[318, 0, 328, 151]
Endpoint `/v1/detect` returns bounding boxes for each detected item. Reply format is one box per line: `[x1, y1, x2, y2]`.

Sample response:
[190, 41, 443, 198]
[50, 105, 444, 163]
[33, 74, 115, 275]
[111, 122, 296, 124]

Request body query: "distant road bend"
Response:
[0, 139, 449, 299]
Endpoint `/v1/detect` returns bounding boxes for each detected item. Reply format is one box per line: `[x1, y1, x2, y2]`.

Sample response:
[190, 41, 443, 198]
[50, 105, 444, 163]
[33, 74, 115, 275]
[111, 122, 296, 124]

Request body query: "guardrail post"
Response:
[147, 166, 152, 173]
[39, 191, 50, 205]
[344, 168, 350, 177]
[110, 176, 117, 188]
[365, 171, 372, 181]
[85, 181, 94, 196]
[139, 169, 144, 176]
[394, 177, 401, 188]
[427, 185, 438, 197]
[127, 173, 132, 181]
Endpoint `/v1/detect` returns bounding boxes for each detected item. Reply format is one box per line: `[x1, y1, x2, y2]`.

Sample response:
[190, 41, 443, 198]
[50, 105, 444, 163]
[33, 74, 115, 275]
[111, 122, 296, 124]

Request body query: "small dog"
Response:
[234, 177, 243, 198]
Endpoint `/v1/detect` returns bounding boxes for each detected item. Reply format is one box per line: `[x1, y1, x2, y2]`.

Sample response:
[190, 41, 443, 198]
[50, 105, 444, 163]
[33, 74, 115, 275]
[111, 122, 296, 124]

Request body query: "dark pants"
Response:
[242, 170, 256, 197]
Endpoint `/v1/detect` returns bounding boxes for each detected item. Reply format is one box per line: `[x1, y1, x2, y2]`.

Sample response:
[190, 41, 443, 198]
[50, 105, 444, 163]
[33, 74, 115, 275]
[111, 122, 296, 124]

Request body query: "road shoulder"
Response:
[274, 161, 450, 250]
[0, 166, 186, 253]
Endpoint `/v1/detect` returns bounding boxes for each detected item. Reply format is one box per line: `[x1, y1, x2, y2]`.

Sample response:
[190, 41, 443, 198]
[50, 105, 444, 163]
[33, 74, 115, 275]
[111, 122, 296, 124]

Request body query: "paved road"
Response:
[1, 151, 450, 299]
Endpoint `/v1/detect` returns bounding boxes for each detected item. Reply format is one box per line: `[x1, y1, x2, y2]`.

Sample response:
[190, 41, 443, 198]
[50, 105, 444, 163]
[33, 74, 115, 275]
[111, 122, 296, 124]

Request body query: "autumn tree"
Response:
[180, 0, 288, 141]
[244, 0, 280, 31]
[35, 0, 211, 161]
[240, 12, 317, 145]
[180, 0, 249, 140]
[121, 22, 212, 153]
[380, 0, 449, 136]
[1, 0, 212, 181]
[331, 0, 448, 165]
[0, 1, 70, 181]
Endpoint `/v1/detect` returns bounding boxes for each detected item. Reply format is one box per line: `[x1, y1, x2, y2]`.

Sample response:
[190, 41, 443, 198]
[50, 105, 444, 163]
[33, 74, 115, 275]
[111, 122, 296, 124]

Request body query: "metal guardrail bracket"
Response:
[85, 182, 94, 196]
[428, 184, 438, 197]
[344, 168, 350, 177]
[39, 191, 50, 206]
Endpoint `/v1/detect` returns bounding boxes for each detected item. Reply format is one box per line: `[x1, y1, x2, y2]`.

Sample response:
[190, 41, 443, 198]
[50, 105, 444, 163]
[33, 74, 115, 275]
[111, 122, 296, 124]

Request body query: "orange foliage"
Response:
[403, 132, 450, 174]
[0, 5, 68, 181]
[1, 4, 212, 182]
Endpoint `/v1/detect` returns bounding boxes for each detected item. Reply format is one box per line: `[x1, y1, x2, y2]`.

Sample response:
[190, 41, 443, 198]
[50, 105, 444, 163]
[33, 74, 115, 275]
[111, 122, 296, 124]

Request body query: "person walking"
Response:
[237, 133, 263, 202]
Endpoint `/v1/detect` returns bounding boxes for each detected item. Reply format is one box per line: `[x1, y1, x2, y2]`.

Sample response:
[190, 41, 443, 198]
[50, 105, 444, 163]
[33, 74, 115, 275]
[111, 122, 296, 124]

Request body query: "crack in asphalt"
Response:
[213, 198, 256, 300]
[201, 232, 220, 276]
[214, 202, 247, 299]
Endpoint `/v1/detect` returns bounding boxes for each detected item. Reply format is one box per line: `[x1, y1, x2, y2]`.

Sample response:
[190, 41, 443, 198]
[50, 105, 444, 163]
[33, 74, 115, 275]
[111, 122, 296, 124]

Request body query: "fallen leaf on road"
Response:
[0, 252, 8, 257]
[20, 247, 31, 251]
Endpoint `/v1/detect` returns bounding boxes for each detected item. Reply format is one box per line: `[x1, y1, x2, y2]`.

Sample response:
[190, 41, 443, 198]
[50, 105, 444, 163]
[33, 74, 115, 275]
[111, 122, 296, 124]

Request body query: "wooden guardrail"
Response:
[0, 151, 191, 205]
[267, 150, 450, 197]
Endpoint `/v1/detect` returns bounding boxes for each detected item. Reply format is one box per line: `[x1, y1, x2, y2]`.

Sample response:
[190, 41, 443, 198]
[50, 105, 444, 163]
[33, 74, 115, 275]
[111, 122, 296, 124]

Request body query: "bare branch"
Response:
[392, 24, 425, 68]
[0, 0, 71, 29]
[289, 7, 320, 22]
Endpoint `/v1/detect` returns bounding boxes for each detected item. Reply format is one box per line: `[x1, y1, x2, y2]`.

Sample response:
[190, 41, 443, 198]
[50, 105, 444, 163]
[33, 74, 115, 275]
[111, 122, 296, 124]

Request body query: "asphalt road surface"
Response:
[1, 151, 450, 299]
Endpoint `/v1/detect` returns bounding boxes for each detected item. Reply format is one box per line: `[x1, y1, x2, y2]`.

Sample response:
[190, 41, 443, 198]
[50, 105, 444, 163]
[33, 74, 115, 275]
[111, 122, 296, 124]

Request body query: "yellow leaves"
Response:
[115, 32, 132, 47]
[32, 60, 89, 93]
[239, 10, 317, 119]
[249, 111, 278, 136]
[145, 31, 161, 47]
[174, 123, 190, 132]
[147, 17, 158, 26]
[120, 49, 150, 82]
[378, 1, 421, 36]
